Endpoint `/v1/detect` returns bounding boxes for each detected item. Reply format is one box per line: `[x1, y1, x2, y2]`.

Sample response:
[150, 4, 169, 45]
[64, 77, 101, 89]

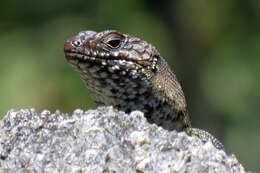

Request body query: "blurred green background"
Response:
[1, 0, 259, 171]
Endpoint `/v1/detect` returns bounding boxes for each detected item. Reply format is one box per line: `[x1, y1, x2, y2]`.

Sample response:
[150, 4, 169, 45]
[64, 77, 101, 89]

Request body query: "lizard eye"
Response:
[106, 39, 121, 48]
[102, 32, 125, 48]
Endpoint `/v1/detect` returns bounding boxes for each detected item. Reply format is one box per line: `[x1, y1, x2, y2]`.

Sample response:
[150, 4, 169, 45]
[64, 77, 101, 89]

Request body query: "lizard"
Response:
[64, 30, 224, 150]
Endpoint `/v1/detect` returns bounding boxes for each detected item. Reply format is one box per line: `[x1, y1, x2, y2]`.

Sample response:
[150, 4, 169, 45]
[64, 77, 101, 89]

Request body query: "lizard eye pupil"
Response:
[107, 39, 121, 48]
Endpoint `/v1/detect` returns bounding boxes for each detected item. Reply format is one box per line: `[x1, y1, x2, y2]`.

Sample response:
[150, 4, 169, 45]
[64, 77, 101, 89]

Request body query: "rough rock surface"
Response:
[0, 107, 246, 173]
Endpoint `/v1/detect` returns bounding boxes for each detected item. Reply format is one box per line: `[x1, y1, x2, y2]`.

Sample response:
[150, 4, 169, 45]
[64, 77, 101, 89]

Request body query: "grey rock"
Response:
[0, 107, 246, 173]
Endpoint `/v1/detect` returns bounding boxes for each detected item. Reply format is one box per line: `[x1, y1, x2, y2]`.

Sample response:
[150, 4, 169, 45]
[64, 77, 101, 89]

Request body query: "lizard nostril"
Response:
[72, 40, 82, 47]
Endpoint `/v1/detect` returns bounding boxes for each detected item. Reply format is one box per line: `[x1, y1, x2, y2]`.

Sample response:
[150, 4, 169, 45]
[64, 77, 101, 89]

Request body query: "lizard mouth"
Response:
[65, 51, 154, 69]
[65, 51, 135, 67]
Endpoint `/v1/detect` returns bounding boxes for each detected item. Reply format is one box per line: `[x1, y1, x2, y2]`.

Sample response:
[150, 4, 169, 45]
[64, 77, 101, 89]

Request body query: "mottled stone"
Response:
[0, 107, 247, 173]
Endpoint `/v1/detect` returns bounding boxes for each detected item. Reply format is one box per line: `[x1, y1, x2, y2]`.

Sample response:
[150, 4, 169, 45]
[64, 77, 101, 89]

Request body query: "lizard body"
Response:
[64, 30, 224, 150]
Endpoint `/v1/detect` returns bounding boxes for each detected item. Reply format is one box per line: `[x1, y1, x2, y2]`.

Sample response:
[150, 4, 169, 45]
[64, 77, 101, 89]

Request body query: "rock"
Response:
[0, 107, 246, 173]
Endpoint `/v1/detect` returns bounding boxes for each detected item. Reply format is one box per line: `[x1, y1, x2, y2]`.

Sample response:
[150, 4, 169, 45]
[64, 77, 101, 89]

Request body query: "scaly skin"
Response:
[64, 30, 224, 150]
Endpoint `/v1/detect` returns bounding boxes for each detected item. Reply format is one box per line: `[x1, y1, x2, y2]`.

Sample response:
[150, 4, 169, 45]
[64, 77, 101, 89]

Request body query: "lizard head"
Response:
[64, 30, 159, 80]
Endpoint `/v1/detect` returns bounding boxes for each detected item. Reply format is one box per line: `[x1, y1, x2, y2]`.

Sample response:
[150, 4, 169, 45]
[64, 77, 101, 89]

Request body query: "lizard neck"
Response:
[150, 57, 187, 112]
[149, 57, 191, 129]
